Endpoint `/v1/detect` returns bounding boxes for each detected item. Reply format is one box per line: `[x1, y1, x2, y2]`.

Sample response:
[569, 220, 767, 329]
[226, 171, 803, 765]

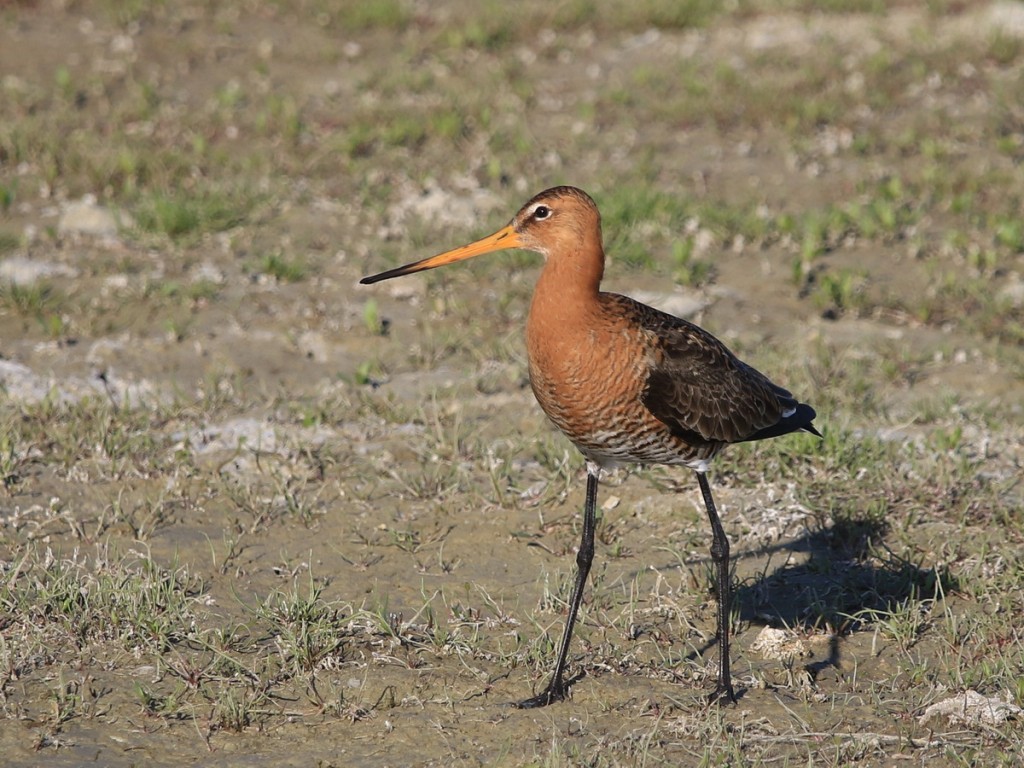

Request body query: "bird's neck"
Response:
[526, 244, 605, 372]
[531, 243, 605, 315]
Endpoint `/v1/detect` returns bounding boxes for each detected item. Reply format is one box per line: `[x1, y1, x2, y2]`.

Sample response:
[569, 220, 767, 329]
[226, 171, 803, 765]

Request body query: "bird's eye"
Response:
[533, 205, 551, 220]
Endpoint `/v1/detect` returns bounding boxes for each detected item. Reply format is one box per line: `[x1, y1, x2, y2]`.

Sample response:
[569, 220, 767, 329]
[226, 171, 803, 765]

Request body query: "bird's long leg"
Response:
[697, 471, 736, 704]
[517, 463, 600, 709]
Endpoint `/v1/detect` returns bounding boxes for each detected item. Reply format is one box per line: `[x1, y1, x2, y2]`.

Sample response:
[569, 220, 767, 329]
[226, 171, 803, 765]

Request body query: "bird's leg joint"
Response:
[709, 535, 729, 563]
[575, 541, 594, 570]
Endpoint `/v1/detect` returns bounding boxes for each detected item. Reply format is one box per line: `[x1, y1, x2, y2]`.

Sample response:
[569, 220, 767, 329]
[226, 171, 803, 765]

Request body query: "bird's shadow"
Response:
[745, 505, 950, 626]
[655, 498, 957, 696]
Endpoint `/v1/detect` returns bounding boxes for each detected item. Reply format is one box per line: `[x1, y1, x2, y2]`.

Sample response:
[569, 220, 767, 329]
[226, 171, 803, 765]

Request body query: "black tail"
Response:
[742, 403, 820, 443]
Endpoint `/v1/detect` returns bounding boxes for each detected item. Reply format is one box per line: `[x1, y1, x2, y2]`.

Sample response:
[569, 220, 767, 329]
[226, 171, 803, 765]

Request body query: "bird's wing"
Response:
[612, 296, 793, 444]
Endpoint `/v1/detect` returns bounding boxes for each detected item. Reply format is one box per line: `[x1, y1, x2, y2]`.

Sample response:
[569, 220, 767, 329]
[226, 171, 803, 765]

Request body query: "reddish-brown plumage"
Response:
[362, 185, 819, 708]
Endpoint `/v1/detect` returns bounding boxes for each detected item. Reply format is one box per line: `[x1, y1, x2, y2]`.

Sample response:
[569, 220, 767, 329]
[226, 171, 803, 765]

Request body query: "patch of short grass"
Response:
[0, 181, 16, 213]
[254, 251, 307, 283]
[0, 280, 68, 338]
[0, 230, 21, 253]
[1, 546, 202, 662]
[442, 0, 723, 50]
[135, 189, 250, 241]
[0, 541, 415, 733]
[335, 0, 412, 32]
[0, 280, 55, 316]
[2, 395, 176, 482]
[249, 575, 347, 676]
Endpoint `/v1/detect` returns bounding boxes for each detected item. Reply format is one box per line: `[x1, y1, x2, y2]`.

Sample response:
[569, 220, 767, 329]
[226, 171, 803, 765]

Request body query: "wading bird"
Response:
[361, 186, 819, 707]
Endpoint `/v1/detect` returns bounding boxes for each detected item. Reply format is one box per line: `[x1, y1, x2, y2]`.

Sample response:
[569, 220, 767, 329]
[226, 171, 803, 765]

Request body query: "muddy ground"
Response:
[1, 1, 1023, 766]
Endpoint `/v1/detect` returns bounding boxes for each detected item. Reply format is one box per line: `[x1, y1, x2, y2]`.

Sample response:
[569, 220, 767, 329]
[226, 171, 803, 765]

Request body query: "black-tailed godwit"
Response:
[361, 186, 820, 707]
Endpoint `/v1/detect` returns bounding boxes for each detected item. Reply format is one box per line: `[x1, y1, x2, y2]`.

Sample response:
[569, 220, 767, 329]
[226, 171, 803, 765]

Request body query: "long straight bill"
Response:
[360, 225, 522, 284]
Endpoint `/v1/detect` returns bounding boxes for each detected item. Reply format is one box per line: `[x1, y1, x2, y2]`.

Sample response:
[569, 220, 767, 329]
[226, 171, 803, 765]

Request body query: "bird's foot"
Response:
[707, 681, 737, 706]
[516, 680, 570, 709]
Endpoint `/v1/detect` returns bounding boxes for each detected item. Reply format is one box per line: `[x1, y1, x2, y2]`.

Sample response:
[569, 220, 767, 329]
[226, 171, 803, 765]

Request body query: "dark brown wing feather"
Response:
[608, 294, 811, 445]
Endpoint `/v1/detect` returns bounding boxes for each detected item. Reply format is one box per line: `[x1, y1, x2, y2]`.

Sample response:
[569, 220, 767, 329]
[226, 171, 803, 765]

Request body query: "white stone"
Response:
[58, 196, 132, 238]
